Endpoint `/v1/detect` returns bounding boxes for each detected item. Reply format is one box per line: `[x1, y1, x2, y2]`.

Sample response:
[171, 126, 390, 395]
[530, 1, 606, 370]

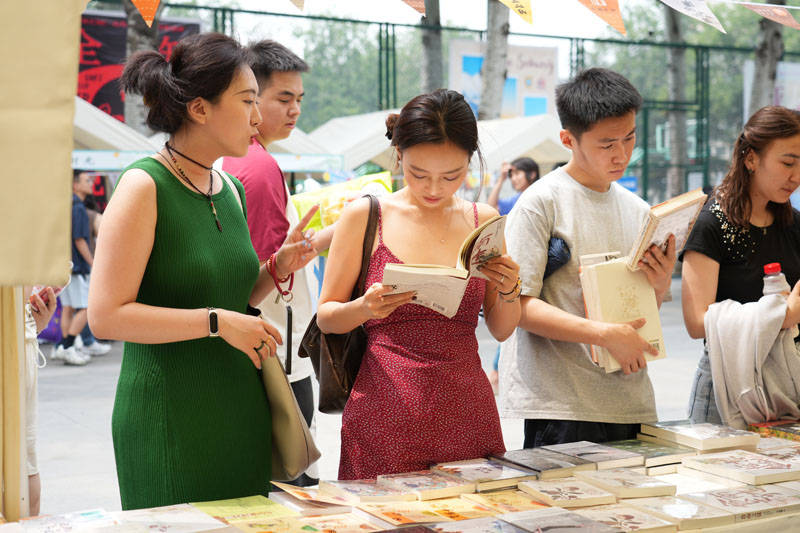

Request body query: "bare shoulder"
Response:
[112, 167, 157, 204]
[474, 201, 500, 223]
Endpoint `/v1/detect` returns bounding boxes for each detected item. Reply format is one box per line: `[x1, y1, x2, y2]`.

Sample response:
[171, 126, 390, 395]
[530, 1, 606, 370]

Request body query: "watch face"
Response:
[209, 309, 219, 335]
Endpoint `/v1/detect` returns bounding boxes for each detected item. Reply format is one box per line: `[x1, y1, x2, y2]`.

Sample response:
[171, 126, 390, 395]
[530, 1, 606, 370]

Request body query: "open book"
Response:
[579, 253, 666, 372]
[382, 216, 506, 318]
[627, 188, 707, 271]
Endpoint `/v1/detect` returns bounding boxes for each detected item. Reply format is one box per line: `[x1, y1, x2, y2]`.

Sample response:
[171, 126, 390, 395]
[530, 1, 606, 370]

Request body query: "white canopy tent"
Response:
[309, 110, 569, 173]
[73, 96, 160, 151]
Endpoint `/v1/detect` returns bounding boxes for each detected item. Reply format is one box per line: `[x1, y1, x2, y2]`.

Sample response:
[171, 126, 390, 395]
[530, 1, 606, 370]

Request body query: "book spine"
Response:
[627, 214, 656, 271]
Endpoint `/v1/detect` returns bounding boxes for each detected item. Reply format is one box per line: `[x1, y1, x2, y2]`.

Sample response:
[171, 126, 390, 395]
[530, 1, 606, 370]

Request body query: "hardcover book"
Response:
[622, 495, 735, 530]
[681, 449, 800, 485]
[639, 420, 760, 451]
[579, 256, 666, 372]
[430, 517, 529, 533]
[542, 440, 644, 469]
[499, 507, 621, 533]
[575, 468, 677, 498]
[492, 447, 595, 479]
[604, 439, 695, 467]
[678, 484, 800, 522]
[517, 478, 617, 508]
[318, 479, 415, 503]
[460, 490, 548, 513]
[382, 216, 505, 318]
[377, 470, 476, 500]
[626, 188, 707, 271]
[432, 458, 538, 492]
[573, 503, 678, 532]
[357, 498, 495, 526]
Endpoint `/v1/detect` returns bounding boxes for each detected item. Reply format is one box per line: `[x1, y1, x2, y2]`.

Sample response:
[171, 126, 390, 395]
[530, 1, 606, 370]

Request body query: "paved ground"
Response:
[37, 278, 702, 514]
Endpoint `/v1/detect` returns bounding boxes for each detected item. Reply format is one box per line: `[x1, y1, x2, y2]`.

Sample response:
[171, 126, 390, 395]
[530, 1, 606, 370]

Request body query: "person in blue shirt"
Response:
[488, 157, 540, 216]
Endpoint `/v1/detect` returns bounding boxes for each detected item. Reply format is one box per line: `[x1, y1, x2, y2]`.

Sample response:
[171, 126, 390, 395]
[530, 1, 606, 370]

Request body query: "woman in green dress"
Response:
[88, 33, 318, 510]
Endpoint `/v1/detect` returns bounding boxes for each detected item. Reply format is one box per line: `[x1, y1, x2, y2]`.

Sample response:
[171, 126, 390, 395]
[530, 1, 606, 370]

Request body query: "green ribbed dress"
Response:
[112, 157, 270, 510]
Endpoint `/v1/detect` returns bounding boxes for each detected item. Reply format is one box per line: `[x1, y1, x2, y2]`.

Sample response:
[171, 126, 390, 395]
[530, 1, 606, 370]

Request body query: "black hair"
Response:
[511, 157, 540, 184]
[247, 40, 309, 91]
[120, 33, 249, 134]
[73, 169, 88, 182]
[555, 67, 642, 138]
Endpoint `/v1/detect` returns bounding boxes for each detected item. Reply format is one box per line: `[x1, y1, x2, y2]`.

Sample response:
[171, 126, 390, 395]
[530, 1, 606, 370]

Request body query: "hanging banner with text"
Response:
[659, 0, 726, 33]
[577, 0, 626, 36]
[498, 0, 533, 24]
[740, 2, 800, 30]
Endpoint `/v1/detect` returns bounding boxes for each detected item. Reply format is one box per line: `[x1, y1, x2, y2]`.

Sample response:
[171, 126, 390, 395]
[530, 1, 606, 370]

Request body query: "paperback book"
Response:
[681, 449, 800, 485]
[499, 507, 620, 533]
[575, 468, 677, 498]
[16, 509, 119, 533]
[110, 505, 228, 533]
[758, 436, 800, 451]
[604, 439, 695, 467]
[270, 481, 353, 515]
[578, 256, 666, 372]
[517, 478, 617, 508]
[430, 517, 529, 533]
[622, 495, 735, 530]
[190, 495, 297, 524]
[747, 420, 800, 442]
[431, 458, 537, 492]
[626, 187, 707, 271]
[653, 471, 745, 495]
[382, 216, 505, 318]
[573, 503, 678, 532]
[754, 445, 800, 465]
[492, 447, 595, 479]
[639, 420, 760, 451]
[357, 498, 495, 526]
[542, 440, 644, 469]
[678, 484, 800, 522]
[318, 479, 415, 503]
[377, 470, 476, 500]
[460, 490, 548, 514]
[636, 432, 756, 454]
[629, 464, 678, 476]
[232, 513, 382, 533]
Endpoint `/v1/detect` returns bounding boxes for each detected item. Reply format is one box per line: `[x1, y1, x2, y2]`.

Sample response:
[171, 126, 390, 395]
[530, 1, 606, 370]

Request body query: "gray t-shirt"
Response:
[499, 167, 658, 424]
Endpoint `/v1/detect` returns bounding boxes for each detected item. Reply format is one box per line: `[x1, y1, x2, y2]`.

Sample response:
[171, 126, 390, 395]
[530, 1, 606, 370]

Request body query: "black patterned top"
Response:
[681, 198, 800, 304]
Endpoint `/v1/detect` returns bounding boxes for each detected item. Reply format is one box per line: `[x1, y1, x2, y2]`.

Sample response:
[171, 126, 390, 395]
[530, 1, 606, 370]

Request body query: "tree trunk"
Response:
[123, 0, 165, 135]
[665, 6, 687, 200]
[749, 0, 785, 117]
[420, 0, 443, 93]
[478, 0, 509, 120]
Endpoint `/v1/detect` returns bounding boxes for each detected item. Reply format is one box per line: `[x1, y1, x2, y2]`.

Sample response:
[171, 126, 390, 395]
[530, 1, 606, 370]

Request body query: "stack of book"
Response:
[605, 439, 695, 475]
[748, 419, 800, 442]
[639, 420, 760, 452]
[430, 458, 538, 492]
[492, 447, 595, 479]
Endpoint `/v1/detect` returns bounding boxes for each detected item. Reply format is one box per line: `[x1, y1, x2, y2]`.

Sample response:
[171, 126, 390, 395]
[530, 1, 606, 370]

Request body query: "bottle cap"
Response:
[764, 262, 782, 275]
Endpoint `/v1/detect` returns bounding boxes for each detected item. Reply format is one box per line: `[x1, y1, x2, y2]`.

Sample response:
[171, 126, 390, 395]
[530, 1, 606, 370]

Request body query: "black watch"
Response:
[207, 307, 220, 337]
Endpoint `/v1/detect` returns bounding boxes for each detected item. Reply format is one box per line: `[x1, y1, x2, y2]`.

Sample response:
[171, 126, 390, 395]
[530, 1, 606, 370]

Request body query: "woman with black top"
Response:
[682, 106, 800, 424]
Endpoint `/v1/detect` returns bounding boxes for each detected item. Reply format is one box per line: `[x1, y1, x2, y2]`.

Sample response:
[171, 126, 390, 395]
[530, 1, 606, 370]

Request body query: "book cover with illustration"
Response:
[573, 503, 678, 532]
[430, 517, 528, 533]
[460, 490, 548, 513]
[575, 468, 677, 498]
[232, 513, 382, 533]
[492, 447, 595, 479]
[499, 507, 620, 533]
[622, 495, 735, 529]
[640, 420, 760, 451]
[542, 440, 644, 469]
[678, 484, 800, 522]
[681, 449, 800, 485]
[518, 478, 617, 508]
[109, 504, 228, 533]
[431, 458, 537, 491]
[190, 495, 298, 524]
[377, 470, 475, 500]
[357, 498, 494, 526]
[318, 479, 415, 503]
[605, 439, 695, 467]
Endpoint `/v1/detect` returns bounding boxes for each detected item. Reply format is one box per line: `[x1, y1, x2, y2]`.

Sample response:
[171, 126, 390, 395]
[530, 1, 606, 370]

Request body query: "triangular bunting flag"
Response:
[659, 0, 726, 33]
[576, 0, 627, 36]
[741, 2, 800, 30]
[402, 0, 425, 15]
[289, 0, 304, 10]
[131, 0, 161, 28]
[498, 0, 533, 24]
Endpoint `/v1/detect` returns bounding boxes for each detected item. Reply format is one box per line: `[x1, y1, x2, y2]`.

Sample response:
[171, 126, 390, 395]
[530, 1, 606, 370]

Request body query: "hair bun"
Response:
[385, 113, 399, 141]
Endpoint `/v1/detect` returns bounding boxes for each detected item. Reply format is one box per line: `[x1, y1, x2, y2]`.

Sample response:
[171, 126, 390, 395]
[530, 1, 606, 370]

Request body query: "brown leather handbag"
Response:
[298, 194, 379, 414]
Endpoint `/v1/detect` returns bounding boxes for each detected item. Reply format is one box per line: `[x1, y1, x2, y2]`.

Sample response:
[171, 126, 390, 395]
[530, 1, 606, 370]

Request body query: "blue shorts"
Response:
[687, 347, 723, 424]
[60, 273, 89, 309]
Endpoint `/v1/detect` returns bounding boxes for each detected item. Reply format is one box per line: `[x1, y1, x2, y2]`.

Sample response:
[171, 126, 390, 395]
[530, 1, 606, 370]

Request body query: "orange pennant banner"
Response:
[131, 0, 161, 28]
[741, 2, 800, 30]
[290, 0, 305, 10]
[577, 0, 626, 36]
[498, 0, 533, 24]
[402, 0, 425, 15]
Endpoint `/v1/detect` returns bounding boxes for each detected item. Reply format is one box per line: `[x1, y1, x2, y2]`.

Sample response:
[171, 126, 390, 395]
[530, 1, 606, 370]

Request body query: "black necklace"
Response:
[164, 143, 222, 232]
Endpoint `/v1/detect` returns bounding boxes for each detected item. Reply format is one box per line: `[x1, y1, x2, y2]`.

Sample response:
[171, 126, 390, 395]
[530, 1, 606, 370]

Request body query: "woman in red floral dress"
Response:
[318, 89, 522, 479]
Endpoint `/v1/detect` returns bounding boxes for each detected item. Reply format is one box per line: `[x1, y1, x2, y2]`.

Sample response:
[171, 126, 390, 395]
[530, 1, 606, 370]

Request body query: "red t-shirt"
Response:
[222, 140, 290, 262]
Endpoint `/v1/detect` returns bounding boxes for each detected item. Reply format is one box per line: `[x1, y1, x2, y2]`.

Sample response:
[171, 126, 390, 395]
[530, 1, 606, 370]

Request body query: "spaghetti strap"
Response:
[376, 199, 384, 244]
[472, 202, 479, 228]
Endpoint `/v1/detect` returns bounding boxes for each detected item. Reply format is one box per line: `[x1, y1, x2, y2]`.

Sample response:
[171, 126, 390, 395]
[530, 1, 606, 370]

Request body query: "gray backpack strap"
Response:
[218, 170, 243, 213]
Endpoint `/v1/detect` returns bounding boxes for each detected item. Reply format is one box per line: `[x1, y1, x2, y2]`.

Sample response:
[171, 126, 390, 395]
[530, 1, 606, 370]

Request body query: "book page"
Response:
[382, 267, 469, 318]
[460, 216, 506, 280]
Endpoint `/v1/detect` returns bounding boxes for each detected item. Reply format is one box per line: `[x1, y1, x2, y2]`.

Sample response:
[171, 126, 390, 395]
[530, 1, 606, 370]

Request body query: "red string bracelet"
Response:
[268, 252, 294, 302]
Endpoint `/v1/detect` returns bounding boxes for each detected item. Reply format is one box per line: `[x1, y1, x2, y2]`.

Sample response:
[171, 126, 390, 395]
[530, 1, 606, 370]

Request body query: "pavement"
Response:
[37, 278, 702, 514]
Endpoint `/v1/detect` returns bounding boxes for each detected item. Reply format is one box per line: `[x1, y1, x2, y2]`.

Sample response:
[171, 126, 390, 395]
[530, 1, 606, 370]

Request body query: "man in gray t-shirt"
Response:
[500, 68, 676, 447]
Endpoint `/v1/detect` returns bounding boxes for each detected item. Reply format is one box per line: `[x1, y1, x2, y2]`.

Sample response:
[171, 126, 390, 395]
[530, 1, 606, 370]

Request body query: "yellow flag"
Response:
[498, 0, 533, 24]
[577, 0, 626, 36]
[131, 0, 161, 27]
[741, 2, 800, 30]
[290, 0, 305, 10]
[402, 0, 425, 15]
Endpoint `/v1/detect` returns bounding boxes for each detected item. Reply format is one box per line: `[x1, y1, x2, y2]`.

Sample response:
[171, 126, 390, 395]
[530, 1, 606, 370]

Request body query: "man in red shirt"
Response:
[223, 40, 332, 487]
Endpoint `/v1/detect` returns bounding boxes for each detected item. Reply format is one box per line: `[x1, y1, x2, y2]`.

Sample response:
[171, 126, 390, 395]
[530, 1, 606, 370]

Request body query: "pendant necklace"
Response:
[438, 198, 459, 244]
[164, 142, 222, 232]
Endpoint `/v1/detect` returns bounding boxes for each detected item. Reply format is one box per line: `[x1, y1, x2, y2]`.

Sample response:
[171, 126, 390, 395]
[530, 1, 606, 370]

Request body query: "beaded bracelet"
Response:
[498, 277, 521, 303]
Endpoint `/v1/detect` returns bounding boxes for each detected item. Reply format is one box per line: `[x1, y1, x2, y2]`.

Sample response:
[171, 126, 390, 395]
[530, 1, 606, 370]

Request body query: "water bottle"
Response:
[763, 262, 791, 296]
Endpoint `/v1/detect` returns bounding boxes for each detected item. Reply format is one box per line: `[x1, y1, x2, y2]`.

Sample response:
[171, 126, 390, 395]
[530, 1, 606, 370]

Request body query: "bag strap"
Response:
[218, 170, 243, 213]
[351, 194, 379, 300]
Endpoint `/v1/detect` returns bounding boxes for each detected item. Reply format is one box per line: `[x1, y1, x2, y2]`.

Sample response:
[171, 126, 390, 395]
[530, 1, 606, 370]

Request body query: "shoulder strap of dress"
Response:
[472, 202, 479, 228]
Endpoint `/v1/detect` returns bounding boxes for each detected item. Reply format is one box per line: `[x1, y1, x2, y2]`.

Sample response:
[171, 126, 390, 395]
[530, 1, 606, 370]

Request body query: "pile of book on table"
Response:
[10, 420, 800, 532]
